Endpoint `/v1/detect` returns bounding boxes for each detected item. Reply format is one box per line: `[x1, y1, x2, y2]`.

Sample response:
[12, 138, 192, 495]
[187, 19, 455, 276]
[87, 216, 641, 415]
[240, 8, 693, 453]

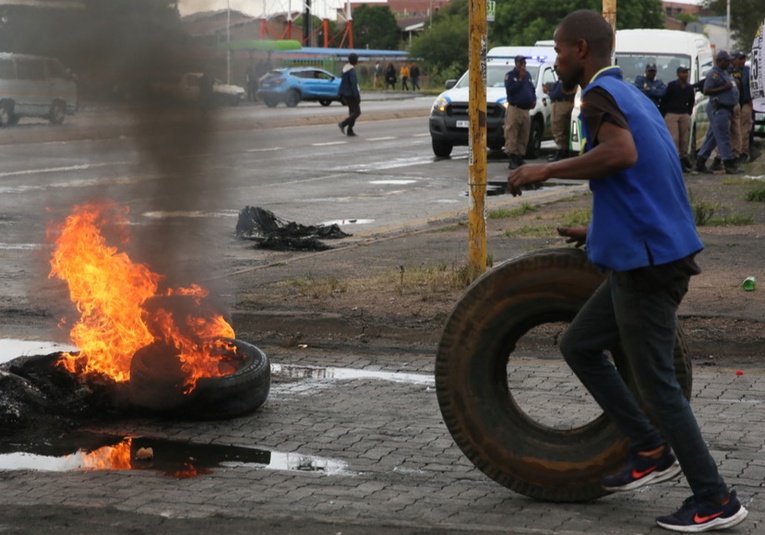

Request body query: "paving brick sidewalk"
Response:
[0, 347, 760, 534]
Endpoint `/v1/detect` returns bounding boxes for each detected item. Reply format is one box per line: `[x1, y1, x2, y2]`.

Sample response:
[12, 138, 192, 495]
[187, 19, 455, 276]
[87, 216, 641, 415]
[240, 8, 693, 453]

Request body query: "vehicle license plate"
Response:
[456, 120, 469, 128]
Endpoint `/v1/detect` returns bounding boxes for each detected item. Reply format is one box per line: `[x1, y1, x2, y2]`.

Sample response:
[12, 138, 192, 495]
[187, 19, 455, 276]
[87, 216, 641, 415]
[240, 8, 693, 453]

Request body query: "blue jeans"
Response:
[560, 271, 728, 501]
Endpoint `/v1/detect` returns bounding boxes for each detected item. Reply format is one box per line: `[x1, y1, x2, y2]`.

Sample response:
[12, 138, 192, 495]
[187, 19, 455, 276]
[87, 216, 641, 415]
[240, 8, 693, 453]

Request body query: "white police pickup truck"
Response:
[428, 47, 557, 158]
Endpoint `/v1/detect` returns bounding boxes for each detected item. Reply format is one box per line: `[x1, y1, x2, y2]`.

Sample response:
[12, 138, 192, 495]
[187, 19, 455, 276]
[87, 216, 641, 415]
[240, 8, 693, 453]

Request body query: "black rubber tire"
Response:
[432, 138, 453, 158]
[524, 116, 544, 159]
[129, 338, 270, 420]
[264, 98, 279, 108]
[285, 90, 301, 108]
[436, 247, 692, 503]
[318, 99, 332, 107]
[49, 100, 66, 125]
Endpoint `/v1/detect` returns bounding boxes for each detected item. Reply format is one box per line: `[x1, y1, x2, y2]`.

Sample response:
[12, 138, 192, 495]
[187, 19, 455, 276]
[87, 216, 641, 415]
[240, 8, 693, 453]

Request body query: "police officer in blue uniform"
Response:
[694, 50, 741, 174]
[504, 55, 537, 169]
[634, 63, 667, 108]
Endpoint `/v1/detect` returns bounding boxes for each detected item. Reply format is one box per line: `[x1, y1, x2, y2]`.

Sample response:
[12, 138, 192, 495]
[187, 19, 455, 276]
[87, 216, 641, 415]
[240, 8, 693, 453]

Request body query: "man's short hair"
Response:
[556, 10, 614, 58]
[348, 53, 359, 65]
[645, 63, 657, 72]
[676, 66, 689, 74]
[514, 55, 526, 65]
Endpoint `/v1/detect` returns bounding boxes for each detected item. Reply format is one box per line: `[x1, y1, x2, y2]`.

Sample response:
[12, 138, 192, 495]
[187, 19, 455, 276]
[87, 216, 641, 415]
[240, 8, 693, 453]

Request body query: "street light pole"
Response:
[226, 0, 231, 83]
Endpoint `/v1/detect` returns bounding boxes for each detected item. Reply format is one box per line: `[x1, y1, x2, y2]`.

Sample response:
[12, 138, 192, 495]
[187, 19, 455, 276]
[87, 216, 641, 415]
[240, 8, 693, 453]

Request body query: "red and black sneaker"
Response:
[656, 490, 748, 532]
[601, 446, 682, 492]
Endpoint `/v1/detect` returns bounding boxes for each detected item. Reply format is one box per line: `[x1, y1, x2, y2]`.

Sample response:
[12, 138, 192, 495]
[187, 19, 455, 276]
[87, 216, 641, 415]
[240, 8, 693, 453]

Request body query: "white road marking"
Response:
[367, 136, 396, 141]
[0, 161, 129, 179]
[313, 141, 347, 146]
[245, 147, 282, 152]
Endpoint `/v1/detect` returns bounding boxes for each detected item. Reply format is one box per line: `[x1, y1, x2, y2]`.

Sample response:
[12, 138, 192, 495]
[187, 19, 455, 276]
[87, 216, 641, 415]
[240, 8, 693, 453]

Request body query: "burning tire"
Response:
[129, 338, 270, 420]
[435, 247, 692, 503]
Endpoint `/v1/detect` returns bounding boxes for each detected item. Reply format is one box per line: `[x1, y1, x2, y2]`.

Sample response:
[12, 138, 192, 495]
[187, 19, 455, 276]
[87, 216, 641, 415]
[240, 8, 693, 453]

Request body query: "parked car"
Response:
[0, 52, 77, 126]
[150, 72, 244, 106]
[428, 52, 556, 158]
[256, 67, 342, 108]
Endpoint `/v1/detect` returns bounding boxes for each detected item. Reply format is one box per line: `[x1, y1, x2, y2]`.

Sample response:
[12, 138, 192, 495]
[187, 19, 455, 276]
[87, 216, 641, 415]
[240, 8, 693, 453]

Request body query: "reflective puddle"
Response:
[0, 339, 77, 364]
[319, 218, 374, 226]
[271, 363, 433, 386]
[0, 431, 348, 477]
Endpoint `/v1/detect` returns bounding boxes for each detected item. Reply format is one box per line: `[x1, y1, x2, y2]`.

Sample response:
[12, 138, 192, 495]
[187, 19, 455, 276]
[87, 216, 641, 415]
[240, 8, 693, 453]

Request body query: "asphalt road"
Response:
[0, 96, 570, 322]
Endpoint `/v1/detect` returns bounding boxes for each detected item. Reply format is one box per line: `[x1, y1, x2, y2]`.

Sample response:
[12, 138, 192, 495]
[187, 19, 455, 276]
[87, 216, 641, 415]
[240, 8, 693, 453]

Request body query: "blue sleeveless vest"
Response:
[580, 67, 703, 271]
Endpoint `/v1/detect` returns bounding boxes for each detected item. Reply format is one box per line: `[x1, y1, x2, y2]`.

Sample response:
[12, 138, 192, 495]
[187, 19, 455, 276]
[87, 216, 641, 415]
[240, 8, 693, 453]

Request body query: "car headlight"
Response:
[431, 96, 449, 114]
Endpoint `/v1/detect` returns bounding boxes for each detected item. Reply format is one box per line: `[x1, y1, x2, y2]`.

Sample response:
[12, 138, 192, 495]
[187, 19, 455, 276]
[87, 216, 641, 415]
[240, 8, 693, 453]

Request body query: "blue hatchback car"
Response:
[256, 67, 343, 108]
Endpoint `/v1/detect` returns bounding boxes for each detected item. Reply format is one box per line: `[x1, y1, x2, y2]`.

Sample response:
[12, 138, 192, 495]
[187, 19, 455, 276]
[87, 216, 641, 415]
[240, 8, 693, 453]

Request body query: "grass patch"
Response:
[705, 213, 754, 226]
[285, 276, 348, 299]
[487, 203, 537, 219]
[745, 185, 765, 202]
[559, 207, 592, 227]
[504, 224, 557, 238]
[431, 221, 467, 232]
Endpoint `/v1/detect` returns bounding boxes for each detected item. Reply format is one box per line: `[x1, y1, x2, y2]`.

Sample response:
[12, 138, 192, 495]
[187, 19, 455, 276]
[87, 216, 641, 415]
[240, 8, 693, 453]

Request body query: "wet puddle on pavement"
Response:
[0, 431, 348, 477]
[271, 363, 434, 386]
[0, 339, 78, 363]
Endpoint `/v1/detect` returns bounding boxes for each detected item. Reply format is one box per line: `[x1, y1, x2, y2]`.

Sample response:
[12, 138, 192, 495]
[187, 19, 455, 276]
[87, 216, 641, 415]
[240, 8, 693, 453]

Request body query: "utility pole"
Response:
[466, 0, 487, 277]
[603, 0, 617, 62]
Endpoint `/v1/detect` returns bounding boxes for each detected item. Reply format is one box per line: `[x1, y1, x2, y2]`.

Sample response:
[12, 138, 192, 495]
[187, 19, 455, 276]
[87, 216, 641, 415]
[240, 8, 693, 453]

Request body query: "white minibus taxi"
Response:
[569, 29, 713, 154]
[0, 53, 77, 126]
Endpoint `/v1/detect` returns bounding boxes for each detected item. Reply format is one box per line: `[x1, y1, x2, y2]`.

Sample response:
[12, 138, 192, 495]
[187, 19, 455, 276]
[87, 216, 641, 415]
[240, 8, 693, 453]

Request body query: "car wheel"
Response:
[49, 100, 66, 125]
[436, 247, 692, 503]
[263, 97, 278, 108]
[129, 338, 270, 420]
[432, 138, 453, 158]
[285, 90, 300, 108]
[524, 117, 543, 159]
[0, 101, 13, 127]
[318, 99, 332, 107]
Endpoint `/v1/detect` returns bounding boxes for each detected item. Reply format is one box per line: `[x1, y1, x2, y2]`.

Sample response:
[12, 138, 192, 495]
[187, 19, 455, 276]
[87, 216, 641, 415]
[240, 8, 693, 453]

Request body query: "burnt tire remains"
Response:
[130, 338, 270, 420]
[435, 248, 692, 503]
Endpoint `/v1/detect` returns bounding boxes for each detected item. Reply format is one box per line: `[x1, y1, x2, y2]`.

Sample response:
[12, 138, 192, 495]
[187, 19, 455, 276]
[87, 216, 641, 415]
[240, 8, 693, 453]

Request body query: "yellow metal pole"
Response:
[603, 1, 617, 64]
[602, 0, 617, 30]
[467, 0, 488, 277]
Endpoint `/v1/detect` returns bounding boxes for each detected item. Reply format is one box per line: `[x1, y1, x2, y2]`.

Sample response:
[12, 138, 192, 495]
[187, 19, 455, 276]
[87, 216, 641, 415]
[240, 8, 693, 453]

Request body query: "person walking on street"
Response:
[545, 79, 575, 161]
[246, 64, 257, 102]
[400, 64, 410, 91]
[507, 10, 748, 533]
[634, 63, 667, 108]
[732, 52, 753, 162]
[504, 55, 536, 169]
[694, 50, 741, 174]
[660, 66, 695, 172]
[337, 53, 361, 137]
[385, 63, 397, 91]
[373, 62, 383, 90]
[410, 64, 421, 91]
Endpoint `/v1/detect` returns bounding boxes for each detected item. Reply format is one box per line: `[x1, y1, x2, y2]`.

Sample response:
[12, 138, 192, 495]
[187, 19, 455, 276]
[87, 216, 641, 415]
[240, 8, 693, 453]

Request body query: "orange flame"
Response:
[47, 200, 236, 391]
[80, 439, 134, 471]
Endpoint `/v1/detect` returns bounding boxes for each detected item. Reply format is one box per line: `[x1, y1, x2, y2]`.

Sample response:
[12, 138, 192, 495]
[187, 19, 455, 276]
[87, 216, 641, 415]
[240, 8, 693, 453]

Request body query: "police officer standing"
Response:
[545, 79, 575, 161]
[504, 55, 536, 169]
[660, 66, 695, 172]
[634, 63, 667, 108]
[732, 52, 753, 162]
[694, 50, 741, 174]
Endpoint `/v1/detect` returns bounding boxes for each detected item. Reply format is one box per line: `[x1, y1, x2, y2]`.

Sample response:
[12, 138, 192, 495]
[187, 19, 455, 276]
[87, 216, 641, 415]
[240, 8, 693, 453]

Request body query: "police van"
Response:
[0, 53, 78, 126]
[568, 29, 713, 154]
[428, 46, 557, 158]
